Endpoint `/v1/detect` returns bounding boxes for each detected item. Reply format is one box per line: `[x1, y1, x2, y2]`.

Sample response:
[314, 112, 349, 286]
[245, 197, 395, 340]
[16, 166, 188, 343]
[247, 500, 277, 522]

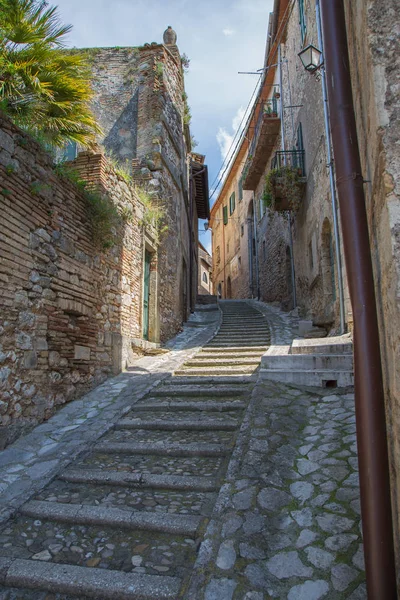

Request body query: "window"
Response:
[238, 256, 242, 267]
[216, 246, 221, 264]
[229, 191, 236, 215]
[202, 272, 208, 284]
[298, 0, 307, 44]
[238, 177, 243, 202]
[241, 224, 244, 237]
[64, 140, 78, 161]
[223, 205, 228, 225]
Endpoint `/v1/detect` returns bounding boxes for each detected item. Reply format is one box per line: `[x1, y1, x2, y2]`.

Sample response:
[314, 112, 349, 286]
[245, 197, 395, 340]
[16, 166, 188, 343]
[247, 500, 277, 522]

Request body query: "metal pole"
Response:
[278, 45, 286, 155]
[279, 43, 296, 307]
[253, 195, 260, 299]
[316, 0, 346, 334]
[288, 213, 297, 308]
[320, 1, 396, 597]
[247, 217, 254, 297]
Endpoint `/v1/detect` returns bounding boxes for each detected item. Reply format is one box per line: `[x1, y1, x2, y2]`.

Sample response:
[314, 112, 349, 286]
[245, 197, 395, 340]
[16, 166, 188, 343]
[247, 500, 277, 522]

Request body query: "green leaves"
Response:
[0, 0, 101, 147]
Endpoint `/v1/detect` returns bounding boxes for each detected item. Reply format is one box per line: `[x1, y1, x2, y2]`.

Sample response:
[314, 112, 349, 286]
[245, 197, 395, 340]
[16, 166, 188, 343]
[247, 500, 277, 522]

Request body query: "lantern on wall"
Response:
[298, 44, 322, 72]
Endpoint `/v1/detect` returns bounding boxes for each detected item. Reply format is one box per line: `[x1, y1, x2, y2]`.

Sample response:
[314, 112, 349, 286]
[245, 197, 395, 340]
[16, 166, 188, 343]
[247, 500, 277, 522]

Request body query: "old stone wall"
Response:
[0, 114, 155, 448]
[89, 42, 195, 341]
[345, 0, 400, 576]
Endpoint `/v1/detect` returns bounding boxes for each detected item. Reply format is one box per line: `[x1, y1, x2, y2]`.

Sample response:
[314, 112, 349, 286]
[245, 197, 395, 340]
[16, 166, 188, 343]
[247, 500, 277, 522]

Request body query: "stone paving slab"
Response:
[0, 311, 221, 524]
[186, 379, 366, 599]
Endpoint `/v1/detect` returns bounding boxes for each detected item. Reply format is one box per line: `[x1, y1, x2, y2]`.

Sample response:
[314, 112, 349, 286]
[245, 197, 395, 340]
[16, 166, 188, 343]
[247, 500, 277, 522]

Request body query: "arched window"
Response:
[202, 272, 208, 284]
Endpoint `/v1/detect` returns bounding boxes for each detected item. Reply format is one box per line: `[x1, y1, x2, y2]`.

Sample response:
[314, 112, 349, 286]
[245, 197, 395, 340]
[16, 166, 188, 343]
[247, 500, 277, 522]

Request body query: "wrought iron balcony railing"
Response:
[248, 99, 280, 158]
[271, 150, 306, 176]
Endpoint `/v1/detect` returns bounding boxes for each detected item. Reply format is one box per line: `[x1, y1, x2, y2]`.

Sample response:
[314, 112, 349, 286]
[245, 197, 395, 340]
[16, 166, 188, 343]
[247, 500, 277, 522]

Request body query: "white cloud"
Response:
[216, 106, 246, 162]
[222, 28, 235, 36]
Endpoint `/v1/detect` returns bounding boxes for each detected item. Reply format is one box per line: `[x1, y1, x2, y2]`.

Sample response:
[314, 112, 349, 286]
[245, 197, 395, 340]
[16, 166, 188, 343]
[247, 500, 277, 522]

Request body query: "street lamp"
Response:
[298, 44, 322, 72]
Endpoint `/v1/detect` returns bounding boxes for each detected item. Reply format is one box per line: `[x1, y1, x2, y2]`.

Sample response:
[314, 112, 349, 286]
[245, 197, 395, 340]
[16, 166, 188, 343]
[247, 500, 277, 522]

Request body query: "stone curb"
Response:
[60, 469, 220, 492]
[21, 500, 202, 535]
[0, 558, 181, 599]
[94, 441, 229, 457]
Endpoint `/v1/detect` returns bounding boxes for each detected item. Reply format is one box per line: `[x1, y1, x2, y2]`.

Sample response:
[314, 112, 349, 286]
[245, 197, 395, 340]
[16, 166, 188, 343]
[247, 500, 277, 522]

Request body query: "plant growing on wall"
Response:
[54, 163, 123, 249]
[0, 0, 101, 147]
[180, 53, 190, 72]
[264, 166, 304, 212]
[136, 185, 168, 245]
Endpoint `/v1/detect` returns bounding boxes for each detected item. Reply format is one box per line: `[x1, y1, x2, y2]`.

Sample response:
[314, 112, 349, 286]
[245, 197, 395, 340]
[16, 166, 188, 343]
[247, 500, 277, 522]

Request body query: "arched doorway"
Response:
[226, 276, 232, 299]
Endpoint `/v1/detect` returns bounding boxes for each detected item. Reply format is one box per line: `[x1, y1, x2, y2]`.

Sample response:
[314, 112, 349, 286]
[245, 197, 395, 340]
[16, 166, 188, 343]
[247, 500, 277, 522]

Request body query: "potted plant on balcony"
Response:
[264, 103, 278, 119]
[264, 166, 305, 212]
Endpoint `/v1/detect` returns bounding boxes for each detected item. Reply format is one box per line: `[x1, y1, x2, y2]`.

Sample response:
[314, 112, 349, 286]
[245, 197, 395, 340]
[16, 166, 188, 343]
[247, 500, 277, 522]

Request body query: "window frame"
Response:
[229, 191, 236, 215]
[298, 0, 307, 45]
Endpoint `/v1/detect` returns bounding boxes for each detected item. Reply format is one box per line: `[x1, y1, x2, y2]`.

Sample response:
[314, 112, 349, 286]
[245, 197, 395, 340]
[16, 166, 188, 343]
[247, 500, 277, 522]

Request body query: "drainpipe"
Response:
[248, 217, 254, 297]
[320, 2, 396, 598]
[279, 43, 297, 308]
[253, 194, 260, 299]
[316, 0, 345, 334]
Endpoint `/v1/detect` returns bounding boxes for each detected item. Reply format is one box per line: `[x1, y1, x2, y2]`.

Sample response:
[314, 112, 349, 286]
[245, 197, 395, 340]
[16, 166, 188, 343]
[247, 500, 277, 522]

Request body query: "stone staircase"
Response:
[260, 334, 354, 387]
[0, 300, 270, 599]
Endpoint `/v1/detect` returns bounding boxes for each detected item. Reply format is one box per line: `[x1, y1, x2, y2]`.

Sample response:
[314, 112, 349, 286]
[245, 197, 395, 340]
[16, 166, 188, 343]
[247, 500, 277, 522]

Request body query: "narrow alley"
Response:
[0, 301, 364, 599]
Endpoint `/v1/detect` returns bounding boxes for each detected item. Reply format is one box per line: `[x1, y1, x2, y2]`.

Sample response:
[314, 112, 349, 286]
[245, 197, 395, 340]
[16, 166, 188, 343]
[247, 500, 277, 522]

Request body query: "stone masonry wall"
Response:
[89, 43, 192, 341]
[345, 0, 400, 577]
[0, 114, 154, 449]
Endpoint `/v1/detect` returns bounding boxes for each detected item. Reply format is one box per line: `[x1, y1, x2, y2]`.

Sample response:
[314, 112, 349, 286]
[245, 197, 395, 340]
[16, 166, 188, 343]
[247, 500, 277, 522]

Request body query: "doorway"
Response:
[227, 276, 232, 299]
[143, 249, 151, 340]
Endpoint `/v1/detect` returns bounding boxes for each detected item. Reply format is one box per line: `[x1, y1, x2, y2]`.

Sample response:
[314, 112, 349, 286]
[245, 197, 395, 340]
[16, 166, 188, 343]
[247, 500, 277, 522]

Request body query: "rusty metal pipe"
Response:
[320, 1, 397, 597]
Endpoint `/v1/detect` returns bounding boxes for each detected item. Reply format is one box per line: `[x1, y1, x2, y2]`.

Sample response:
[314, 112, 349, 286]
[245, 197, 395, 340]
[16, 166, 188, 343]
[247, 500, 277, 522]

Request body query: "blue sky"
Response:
[55, 0, 274, 251]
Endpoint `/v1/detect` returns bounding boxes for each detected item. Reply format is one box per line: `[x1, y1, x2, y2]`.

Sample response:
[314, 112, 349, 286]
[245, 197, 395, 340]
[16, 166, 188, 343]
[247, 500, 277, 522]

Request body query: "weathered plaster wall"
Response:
[0, 115, 155, 448]
[89, 42, 194, 340]
[345, 0, 400, 576]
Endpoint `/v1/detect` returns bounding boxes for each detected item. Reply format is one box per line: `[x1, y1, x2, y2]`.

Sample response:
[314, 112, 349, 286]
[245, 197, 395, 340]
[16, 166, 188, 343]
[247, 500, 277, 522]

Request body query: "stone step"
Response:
[134, 401, 246, 411]
[260, 368, 354, 387]
[201, 346, 268, 353]
[116, 418, 238, 431]
[206, 342, 269, 348]
[196, 352, 264, 360]
[291, 336, 353, 355]
[174, 366, 258, 376]
[95, 441, 229, 457]
[60, 469, 220, 492]
[21, 500, 202, 536]
[209, 337, 269, 343]
[261, 353, 353, 371]
[151, 385, 247, 397]
[183, 358, 261, 367]
[0, 558, 181, 600]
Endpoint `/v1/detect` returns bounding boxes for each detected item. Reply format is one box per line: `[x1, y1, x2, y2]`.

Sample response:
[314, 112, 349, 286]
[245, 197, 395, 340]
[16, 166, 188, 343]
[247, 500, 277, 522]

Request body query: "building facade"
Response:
[0, 28, 209, 447]
[211, 0, 400, 580]
[198, 241, 212, 295]
[210, 0, 351, 333]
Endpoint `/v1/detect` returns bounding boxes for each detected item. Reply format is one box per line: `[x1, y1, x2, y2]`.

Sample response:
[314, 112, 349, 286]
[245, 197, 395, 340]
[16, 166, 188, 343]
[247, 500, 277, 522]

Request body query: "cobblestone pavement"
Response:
[0, 300, 365, 599]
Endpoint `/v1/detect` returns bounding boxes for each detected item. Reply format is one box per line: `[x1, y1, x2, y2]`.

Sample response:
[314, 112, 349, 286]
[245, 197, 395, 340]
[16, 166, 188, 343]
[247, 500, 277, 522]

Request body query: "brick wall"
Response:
[0, 114, 156, 448]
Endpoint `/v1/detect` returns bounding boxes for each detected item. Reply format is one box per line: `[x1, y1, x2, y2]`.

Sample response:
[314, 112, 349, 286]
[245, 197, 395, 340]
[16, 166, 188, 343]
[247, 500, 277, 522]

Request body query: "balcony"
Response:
[265, 150, 307, 212]
[242, 98, 281, 191]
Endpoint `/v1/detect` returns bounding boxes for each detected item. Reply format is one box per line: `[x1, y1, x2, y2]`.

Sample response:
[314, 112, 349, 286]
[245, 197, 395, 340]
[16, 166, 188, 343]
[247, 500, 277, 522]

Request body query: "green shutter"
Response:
[223, 205, 228, 225]
[238, 178, 243, 201]
[298, 0, 306, 43]
[229, 191, 236, 215]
